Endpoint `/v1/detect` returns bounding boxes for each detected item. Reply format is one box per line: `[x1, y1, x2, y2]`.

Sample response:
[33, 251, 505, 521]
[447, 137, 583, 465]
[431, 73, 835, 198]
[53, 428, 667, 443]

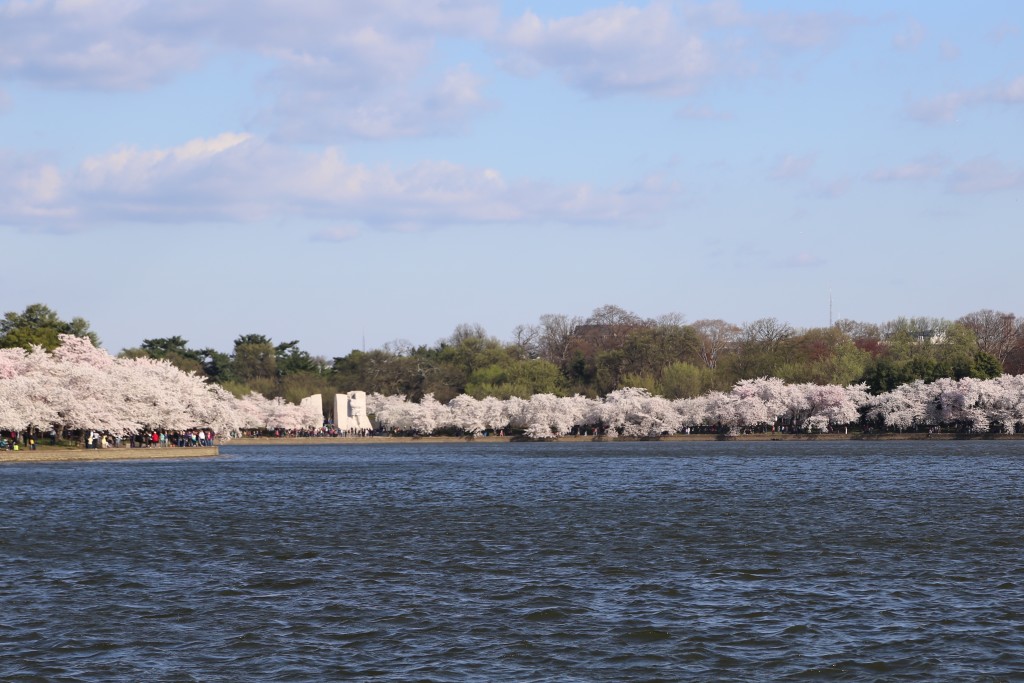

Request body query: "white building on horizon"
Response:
[333, 391, 373, 431]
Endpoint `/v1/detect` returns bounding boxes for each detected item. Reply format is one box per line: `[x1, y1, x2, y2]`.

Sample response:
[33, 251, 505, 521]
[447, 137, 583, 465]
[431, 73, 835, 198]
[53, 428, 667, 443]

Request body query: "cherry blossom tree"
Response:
[510, 393, 578, 438]
[412, 394, 449, 435]
[449, 394, 486, 435]
[600, 388, 682, 437]
[798, 382, 869, 431]
[479, 395, 510, 433]
[5, 334, 1024, 442]
[866, 380, 932, 431]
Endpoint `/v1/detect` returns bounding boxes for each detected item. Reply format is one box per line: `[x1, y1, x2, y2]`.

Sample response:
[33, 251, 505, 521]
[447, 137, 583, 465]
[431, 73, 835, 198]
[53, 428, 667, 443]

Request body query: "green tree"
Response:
[275, 340, 319, 375]
[330, 346, 436, 400]
[121, 335, 205, 374]
[429, 325, 508, 400]
[657, 361, 711, 399]
[466, 358, 566, 399]
[232, 334, 277, 384]
[776, 327, 870, 385]
[198, 348, 234, 384]
[860, 320, 1002, 393]
[0, 303, 100, 351]
[732, 317, 796, 379]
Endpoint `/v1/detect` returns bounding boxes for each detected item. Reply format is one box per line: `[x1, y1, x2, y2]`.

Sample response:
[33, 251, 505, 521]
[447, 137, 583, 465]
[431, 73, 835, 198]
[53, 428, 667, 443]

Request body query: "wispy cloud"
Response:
[868, 156, 1023, 195]
[947, 158, 1024, 194]
[684, 1, 858, 48]
[265, 64, 491, 141]
[908, 74, 1024, 123]
[869, 158, 946, 182]
[0, 133, 678, 232]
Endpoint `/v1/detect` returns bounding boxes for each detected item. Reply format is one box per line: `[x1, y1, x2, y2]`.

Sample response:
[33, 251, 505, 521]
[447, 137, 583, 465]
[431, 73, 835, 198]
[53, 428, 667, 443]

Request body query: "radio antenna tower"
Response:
[829, 290, 833, 327]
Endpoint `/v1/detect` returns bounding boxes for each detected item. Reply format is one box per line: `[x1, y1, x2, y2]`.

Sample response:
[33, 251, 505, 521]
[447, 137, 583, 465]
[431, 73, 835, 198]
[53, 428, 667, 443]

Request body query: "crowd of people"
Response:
[85, 429, 216, 448]
[259, 427, 376, 438]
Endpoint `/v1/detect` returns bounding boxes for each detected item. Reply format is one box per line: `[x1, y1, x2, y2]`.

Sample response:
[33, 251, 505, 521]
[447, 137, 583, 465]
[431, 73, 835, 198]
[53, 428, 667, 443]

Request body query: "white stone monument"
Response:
[334, 391, 373, 431]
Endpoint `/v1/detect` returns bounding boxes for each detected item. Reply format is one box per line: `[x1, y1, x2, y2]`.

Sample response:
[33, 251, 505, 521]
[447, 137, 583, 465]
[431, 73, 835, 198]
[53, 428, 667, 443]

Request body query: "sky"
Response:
[1, 0, 1022, 358]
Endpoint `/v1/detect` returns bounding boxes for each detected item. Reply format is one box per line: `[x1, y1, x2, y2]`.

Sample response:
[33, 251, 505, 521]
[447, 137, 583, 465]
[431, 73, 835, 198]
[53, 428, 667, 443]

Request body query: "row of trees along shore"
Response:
[3, 335, 1024, 439]
[2, 303, 1024, 439]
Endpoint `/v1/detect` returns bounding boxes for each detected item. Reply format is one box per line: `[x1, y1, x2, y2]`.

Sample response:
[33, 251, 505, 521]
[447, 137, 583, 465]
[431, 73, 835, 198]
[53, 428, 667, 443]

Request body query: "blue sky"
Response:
[1, 0, 1022, 357]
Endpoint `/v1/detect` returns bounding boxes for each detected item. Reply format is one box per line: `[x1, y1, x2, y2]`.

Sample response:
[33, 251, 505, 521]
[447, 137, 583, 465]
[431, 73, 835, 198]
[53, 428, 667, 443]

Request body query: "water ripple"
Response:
[1, 440, 1021, 680]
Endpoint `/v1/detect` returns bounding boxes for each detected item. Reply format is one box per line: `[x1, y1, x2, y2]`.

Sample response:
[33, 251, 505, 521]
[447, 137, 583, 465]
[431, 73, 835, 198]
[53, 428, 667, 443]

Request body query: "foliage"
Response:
[6, 336, 1024, 439]
[0, 304, 100, 351]
[6, 303, 1024, 406]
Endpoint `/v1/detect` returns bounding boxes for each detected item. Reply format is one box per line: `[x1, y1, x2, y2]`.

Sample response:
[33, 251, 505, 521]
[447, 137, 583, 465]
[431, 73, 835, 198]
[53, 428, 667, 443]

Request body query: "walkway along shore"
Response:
[0, 446, 219, 464]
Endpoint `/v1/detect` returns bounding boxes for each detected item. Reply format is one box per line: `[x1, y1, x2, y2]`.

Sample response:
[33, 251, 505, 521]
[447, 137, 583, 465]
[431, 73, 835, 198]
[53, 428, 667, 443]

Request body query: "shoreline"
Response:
[224, 432, 1024, 446]
[3, 432, 1020, 462]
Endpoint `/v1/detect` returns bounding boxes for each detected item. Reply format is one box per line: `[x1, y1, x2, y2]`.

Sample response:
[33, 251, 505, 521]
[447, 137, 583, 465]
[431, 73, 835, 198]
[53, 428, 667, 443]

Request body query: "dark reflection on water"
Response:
[1, 441, 1022, 681]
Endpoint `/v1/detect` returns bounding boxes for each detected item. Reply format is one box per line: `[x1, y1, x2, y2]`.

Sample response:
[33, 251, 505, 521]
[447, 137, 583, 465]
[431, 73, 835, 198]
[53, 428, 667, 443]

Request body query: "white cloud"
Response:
[0, 0, 204, 89]
[0, 1, 864, 139]
[500, 2, 858, 98]
[0, 133, 676, 232]
[503, 4, 711, 96]
[0, 152, 74, 224]
[0, 1, 501, 88]
[0, 0, 500, 140]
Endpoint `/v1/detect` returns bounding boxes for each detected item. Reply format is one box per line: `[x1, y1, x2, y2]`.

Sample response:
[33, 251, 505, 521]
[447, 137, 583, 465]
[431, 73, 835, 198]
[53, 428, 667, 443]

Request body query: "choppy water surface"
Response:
[1, 441, 1022, 681]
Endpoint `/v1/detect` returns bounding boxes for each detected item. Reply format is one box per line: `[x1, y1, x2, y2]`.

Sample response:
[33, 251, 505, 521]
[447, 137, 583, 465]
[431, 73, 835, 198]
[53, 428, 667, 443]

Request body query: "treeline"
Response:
[3, 303, 1022, 403]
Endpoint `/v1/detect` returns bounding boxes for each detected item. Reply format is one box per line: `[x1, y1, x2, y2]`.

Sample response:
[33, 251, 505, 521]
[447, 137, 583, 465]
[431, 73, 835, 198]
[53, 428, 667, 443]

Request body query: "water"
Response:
[1, 441, 1021, 681]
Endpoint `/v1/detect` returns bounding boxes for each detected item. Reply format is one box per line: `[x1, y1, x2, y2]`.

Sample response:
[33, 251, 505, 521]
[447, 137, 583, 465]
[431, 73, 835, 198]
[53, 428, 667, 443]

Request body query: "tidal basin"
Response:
[1, 440, 1021, 681]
